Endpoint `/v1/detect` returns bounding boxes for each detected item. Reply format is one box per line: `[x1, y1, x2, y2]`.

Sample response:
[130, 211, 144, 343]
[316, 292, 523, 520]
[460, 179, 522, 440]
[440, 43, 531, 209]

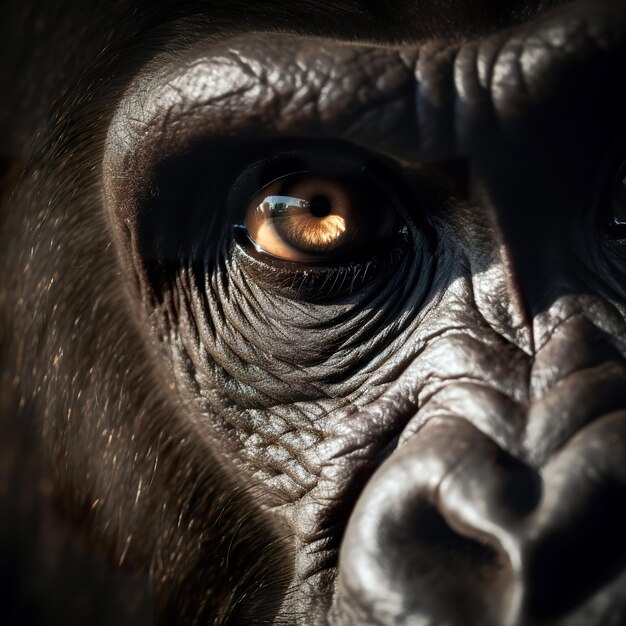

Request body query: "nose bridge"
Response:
[468, 153, 583, 330]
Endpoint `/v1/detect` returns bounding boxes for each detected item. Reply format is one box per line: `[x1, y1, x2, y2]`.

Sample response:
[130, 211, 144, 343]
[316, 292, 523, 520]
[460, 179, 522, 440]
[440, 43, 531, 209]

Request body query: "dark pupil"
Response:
[309, 194, 332, 218]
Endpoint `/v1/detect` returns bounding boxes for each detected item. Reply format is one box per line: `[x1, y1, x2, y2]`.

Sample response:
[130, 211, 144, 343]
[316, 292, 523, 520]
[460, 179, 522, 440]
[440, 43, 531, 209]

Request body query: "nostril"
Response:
[377, 502, 513, 625]
[382, 503, 502, 573]
[526, 479, 626, 621]
[521, 411, 626, 621]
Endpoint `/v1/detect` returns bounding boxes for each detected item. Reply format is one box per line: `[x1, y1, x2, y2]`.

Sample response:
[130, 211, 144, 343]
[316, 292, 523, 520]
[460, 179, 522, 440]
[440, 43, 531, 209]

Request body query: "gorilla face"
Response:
[3, 0, 626, 624]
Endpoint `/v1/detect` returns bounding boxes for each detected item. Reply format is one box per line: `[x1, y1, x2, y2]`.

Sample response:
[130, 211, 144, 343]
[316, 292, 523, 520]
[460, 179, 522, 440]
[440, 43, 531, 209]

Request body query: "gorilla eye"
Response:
[224, 143, 417, 299]
[244, 174, 395, 262]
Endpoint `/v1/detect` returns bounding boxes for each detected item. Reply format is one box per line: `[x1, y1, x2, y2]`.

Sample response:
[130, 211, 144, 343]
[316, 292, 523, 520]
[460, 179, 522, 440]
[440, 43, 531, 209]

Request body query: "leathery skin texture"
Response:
[3, 0, 626, 624]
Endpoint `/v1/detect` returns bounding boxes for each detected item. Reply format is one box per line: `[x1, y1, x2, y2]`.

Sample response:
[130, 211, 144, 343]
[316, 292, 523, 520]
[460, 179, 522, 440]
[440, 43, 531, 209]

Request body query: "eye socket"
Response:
[243, 172, 398, 263]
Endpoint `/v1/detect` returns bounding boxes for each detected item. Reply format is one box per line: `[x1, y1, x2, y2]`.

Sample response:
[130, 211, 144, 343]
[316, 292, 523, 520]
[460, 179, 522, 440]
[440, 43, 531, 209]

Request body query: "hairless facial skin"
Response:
[2, 0, 626, 624]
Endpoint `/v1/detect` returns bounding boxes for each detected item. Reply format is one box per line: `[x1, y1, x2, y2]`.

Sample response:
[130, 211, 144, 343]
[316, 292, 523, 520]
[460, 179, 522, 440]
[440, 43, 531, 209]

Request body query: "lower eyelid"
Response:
[231, 220, 413, 303]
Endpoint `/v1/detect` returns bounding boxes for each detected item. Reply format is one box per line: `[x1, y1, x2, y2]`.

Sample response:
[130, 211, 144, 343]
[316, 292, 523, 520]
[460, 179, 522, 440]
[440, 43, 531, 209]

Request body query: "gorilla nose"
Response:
[331, 414, 626, 626]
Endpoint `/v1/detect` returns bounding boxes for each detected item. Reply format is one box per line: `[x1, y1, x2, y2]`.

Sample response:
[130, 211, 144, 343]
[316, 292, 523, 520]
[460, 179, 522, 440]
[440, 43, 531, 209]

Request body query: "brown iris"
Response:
[245, 175, 364, 262]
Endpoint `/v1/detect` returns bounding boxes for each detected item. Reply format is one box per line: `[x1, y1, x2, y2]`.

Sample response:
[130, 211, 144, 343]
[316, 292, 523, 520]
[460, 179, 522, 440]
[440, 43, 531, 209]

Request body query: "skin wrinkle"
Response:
[204, 249, 428, 390]
[529, 315, 621, 397]
[168, 240, 438, 458]
[225, 265, 354, 360]
[533, 299, 626, 358]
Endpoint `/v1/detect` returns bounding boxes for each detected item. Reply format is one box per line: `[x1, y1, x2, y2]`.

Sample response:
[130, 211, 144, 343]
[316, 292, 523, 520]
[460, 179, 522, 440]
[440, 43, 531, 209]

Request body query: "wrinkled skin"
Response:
[2, 0, 626, 624]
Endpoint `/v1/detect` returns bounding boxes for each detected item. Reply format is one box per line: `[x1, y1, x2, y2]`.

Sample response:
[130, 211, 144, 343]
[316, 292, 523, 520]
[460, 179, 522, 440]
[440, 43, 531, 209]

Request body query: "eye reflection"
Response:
[245, 174, 377, 262]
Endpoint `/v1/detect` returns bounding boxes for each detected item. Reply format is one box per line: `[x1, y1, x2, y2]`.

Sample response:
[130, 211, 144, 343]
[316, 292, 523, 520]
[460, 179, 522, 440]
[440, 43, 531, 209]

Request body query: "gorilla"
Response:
[2, 0, 626, 624]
